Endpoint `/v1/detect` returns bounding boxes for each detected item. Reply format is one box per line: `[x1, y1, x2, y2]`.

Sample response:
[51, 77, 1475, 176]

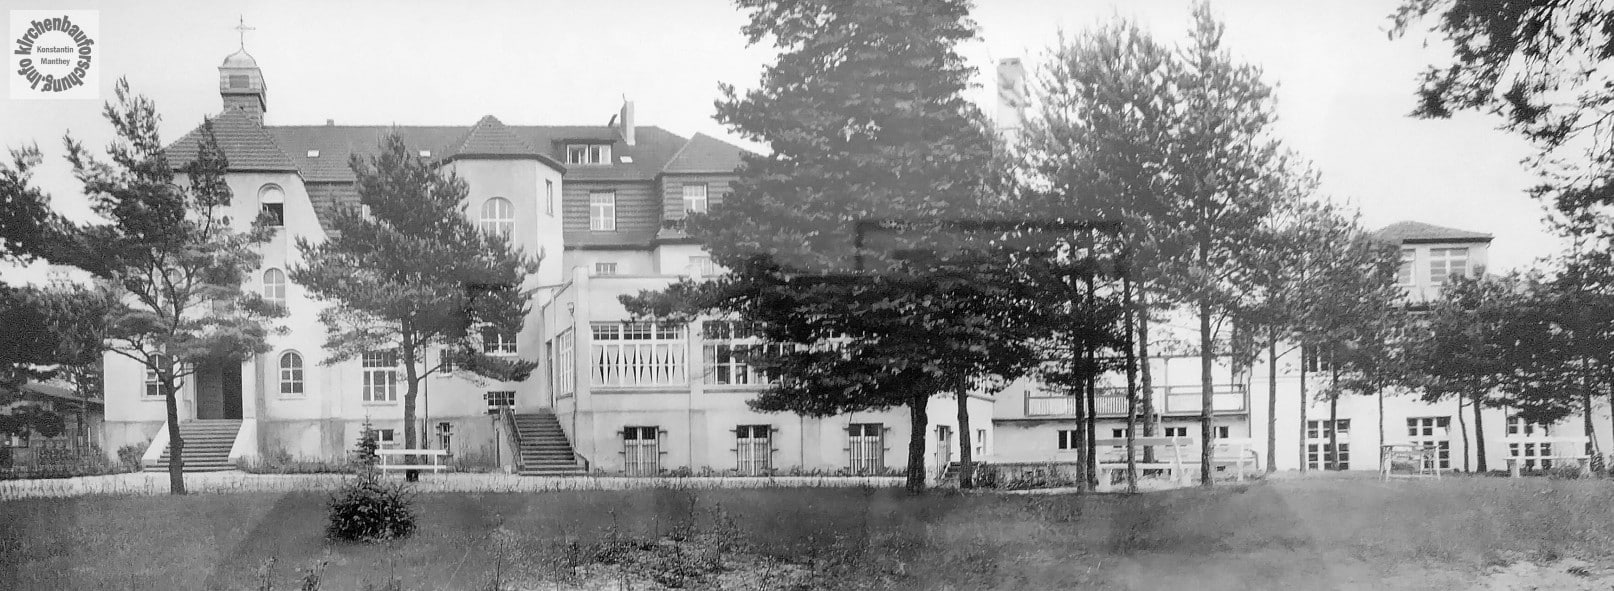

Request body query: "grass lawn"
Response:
[4, 475, 1614, 590]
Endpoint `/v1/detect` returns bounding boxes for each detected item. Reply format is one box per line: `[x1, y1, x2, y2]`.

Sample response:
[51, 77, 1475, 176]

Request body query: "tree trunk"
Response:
[1298, 353, 1309, 472]
[1472, 392, 1487, 472]
[1328, 363, 1339, 470]
[1266, 329, 1277, 473]
[162, 374, 186, 495]
[905, 397, 929, 493]
[955, 388, 973, 489]
[1123, 268, 1139, 493]
[1457, 398, 1471, 472]
[1071, 372, 1088, 492]
[1583, 389, 1596, 463]
[1377, 385, 1385, 472]
[402, 337, 420, 483]
[1139, 286, 1156, 464]
[1084, 267, 1099, 490]
[1199, 299, 1214, 487]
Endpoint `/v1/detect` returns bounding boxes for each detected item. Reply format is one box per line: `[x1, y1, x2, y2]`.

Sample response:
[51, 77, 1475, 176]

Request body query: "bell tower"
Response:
[219, 17, 266, 124]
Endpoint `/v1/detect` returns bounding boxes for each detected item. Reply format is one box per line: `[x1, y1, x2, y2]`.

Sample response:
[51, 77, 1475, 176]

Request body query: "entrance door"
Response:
[936, 425, 953, 468]
[196, 359, 244, 420]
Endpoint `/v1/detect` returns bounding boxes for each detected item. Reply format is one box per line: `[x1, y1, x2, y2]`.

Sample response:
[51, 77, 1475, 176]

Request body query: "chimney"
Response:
[618, 99, 636, 146]
[325, 118, 335, 126]
[995, 58, 1027, 135]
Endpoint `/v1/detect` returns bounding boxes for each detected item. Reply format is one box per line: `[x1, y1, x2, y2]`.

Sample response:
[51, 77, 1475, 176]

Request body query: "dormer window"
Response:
[566, 143, 612, 165]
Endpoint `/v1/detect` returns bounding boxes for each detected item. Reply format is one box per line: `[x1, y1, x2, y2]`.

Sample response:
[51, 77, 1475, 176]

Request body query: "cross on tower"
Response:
[235, 16, 255, 50]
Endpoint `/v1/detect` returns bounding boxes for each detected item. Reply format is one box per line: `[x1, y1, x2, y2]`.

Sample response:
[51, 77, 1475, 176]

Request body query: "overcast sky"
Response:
[0, 0, 1559, 277]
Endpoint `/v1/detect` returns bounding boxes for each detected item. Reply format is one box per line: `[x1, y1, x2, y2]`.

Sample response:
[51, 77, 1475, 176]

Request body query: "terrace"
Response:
[1021, 384, 1249, 419]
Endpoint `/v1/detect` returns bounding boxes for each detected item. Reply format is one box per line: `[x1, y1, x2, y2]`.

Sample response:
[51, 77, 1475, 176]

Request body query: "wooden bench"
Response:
[1503, 436, 1591, 477]
[1093, 436, 1192, 490]
[374, 449, 449, 473]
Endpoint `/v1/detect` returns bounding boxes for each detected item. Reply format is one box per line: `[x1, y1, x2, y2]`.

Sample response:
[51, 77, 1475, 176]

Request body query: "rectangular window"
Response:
[1506, 416, 1549, 437]
[1397, 248, 1415, 285]
[545, 180, 554, 215]
[591, 322, 687, 386]
[144, 355, 169, 398]
[594, 262, 618, 276]
[362, 352, 398, 403]
[1429, 247, 1470, 284]
[1164, 426, 1188, 438]
[687, 256, 717, 277]
[1215, 426, 1230, 439]
[1305, 419, 1351, 470]
[1406, 417, 1452, 470]
[848, 423, 884, 474]
[376, 428, 396, 449]
[975, 428, 986, 458]
[555, 329, 575, 397]
[485, 391, 515, 414]
[566, 144, 612, 165]
[736, 425, 772, 476]
[682, 183, 708, 213]
[481, 326, 517, 355]
[623, 426, 660, 476]
[436, 422, 452, 451]
[1301, 345, 1333, 373]
[437, 349, 455, 376]
[1057, 429, 1080, 450]
[589, 192, 616, 231]
[703, 320, 781, 386]
[262, 203, 285, 227]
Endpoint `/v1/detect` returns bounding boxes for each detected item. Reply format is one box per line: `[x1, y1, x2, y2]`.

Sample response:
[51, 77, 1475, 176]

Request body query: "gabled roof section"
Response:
[442, 115, 566, 172]
[1374, 221, 1494, 244]
[662, 132, 749, 174]
[165, 108, 296, 172]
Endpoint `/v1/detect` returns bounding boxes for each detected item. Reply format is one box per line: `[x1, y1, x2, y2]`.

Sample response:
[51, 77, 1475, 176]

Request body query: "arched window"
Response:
[279, 351, 304, 396]
[259, 184, 285, 227]
[480, 197, 514, 237]
[263, 268, 287, 305]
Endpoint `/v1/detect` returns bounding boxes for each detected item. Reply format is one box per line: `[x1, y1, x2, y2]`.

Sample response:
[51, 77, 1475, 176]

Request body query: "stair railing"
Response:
[499, 405, 522, 472]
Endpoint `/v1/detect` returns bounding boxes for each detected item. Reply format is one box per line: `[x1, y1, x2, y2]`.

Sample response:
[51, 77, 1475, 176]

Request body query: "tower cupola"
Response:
[219, 17, 266, 124]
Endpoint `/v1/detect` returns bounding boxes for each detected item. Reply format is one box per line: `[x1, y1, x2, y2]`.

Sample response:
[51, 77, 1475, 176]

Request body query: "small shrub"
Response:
[327, 424, 416, 543]
[664, 466, 694, 478]
[117, 442, 147, 471]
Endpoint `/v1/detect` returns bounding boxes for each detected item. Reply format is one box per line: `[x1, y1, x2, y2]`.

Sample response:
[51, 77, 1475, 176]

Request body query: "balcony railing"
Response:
[1023, 384, 1247, 418]
[1162, 384, 1247, 414]
[1025, 388, 1129, 418]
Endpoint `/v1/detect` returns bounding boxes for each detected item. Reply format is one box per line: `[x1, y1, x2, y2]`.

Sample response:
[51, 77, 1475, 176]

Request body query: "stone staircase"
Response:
[148, 419, 241, 472]
[514, 412, 585, 476]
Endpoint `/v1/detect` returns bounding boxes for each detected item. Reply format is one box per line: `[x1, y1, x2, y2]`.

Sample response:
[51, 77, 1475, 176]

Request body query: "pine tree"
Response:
[622, 0, 1052, 493]
[67, 79, 284, 494]
[293, 131, 539, 481]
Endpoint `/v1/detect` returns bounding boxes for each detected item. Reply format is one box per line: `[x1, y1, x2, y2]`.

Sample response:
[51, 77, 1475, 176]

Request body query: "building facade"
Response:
[992, 221, 1614, 474]
[101, 47, 983, 477]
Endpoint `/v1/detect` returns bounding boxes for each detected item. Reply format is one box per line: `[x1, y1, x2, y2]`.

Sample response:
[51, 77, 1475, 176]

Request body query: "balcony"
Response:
[1022, 384, 1247, 418]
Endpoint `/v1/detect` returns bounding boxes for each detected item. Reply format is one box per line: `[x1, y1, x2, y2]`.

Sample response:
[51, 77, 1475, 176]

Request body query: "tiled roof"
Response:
[261, 123, 697, 183]
[442, 116, 565, 172]
[662, 132, 749, 174]
[166, 108, 297, 172]
[1374, 221, 1493, 244]
[162, 111, 754, 239]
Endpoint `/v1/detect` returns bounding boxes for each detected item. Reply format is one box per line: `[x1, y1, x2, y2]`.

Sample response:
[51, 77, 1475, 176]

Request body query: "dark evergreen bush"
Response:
[326, 423, 416, 542]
